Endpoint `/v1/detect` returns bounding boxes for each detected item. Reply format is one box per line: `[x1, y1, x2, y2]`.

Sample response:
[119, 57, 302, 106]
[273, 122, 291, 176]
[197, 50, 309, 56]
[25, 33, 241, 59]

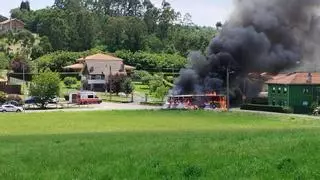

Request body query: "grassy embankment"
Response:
[0, 110, 320, 179]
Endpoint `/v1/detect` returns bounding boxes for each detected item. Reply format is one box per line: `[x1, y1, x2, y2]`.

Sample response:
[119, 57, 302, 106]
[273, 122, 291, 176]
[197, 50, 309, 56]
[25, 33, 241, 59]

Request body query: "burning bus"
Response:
[163, 93, 227, 111]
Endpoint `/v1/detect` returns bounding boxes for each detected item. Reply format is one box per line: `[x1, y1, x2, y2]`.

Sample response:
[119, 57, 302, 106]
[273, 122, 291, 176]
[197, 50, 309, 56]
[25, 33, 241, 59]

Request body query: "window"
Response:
[88, 95, 94, 99]
[284, 101, 287, 106]
[96, 75, 102, 80]
[284, 88, 288, 94]
[272, 87, 276, 93]
[302, 101, 309, 106]
[272, 99, 276, 106]
[303, 88, 310, 94]
[278, 87, 282, 94]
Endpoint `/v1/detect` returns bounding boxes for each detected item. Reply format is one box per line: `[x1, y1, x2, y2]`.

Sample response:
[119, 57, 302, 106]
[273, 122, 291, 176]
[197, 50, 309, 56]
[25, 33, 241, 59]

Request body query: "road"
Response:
[26, 102, 161, 113]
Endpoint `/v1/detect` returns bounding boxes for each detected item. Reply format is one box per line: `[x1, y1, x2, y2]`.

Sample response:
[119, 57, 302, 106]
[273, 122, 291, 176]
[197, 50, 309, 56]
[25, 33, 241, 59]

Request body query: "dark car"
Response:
[25, 96, 59, 105]
[25, 97, 37, 104]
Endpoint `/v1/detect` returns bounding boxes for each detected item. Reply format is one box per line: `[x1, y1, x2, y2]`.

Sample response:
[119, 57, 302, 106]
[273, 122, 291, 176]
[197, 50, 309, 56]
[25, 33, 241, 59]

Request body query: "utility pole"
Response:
[226, 67, 230, 111]
[22, 64, 25, 83]
[109, 66, 112, 101]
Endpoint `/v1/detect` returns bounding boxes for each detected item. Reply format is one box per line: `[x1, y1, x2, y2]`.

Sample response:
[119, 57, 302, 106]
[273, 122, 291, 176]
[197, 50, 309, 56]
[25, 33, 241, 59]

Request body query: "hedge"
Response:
[246, 97, 269, 105]
[35, 49, 103, 72]
[140, 102, 164, 106]
[115, 50, 187, 71]
[240, 104, 293, 113]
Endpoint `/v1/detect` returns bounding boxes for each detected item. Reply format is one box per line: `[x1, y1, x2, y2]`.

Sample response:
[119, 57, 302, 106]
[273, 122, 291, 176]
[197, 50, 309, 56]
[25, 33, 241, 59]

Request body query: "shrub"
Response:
[154, 85, 169, 101]
[0, 91, 7, 103]
[121, 78, 134, 95]
[149, 77, 164, 94]
[115, 50, 186, 71]
[282, 107, 294, 114]
[109, 73, 126, 94]
[141, 75, 153, 85]
[165, 76, 174, 83]
[248, 97, 269, 105]
[63, 77, 78, 87]
[133, 70, 152, 82]
[240, 104, 289, 113]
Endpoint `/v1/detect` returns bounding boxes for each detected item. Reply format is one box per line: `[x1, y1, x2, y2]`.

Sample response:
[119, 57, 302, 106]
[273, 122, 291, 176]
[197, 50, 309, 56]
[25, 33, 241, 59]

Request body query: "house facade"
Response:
[64, 53, 134, 92]
[266, 72, 320, 113]
[0, 15, 8, 22]
[0, 18, 25, 34]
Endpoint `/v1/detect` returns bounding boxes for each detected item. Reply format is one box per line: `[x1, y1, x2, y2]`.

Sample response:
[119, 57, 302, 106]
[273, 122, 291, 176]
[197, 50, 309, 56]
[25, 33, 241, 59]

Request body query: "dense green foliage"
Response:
[9, 0, 216, 55]
[109, 73, 126, 94]
[10, 55, 30, 73]
[0, 111, 320, 179]
[116, 50, 186, 71]
[154, 85, 169, 101]
[121, 78, 134, 95]
[0, 91, 6, 103]
[34, 49, 103, 72]
[0, 52, 9, 70]
[29, 70, 61, 108]
[63, 77, 77, 87]
[35, 51, 83, 72]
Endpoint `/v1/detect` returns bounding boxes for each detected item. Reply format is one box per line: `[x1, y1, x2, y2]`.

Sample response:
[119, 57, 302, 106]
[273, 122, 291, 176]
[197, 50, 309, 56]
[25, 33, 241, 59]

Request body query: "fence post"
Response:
[145, 93, 148, 103]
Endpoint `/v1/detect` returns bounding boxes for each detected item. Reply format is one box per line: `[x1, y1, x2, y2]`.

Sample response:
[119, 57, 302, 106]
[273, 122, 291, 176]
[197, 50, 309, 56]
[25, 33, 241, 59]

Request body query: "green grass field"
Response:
[0, 111, 320, 179]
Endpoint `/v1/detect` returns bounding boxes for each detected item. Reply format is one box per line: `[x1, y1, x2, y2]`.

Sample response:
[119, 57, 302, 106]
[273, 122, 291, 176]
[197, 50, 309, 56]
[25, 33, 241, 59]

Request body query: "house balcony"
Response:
[87, 79, 106, 85]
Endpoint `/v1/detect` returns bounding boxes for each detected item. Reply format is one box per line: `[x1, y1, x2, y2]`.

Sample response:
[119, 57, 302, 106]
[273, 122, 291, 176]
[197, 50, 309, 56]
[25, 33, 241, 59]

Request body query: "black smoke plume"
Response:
[173, 0, 320, 98]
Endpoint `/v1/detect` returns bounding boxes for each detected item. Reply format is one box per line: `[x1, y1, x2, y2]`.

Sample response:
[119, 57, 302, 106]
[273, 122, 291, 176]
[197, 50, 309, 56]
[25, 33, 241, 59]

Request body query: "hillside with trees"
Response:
[0, 0, 220, 105]
[3, 0, 216, 68]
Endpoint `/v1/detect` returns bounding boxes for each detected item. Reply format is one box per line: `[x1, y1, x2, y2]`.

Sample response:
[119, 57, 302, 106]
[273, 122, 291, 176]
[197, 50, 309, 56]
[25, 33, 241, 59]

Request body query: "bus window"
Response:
[88, 95, 94, 99]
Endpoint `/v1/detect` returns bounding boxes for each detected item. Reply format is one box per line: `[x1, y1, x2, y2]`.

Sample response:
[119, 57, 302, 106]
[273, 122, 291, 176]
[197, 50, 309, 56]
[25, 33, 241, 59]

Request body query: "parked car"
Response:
[69, 91, 102, 105]
[313, 107, 320, 116]
[48, 97, 59, 104]
[0, 104, 24, 113]
[25, 96, 59, 105]
[4, 100, 20, 107]
[25, 97, 37, 104]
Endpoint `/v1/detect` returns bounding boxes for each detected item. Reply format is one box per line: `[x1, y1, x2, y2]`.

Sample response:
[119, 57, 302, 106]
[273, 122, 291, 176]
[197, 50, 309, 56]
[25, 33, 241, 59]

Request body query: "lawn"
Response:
[0, 111, 320, 179]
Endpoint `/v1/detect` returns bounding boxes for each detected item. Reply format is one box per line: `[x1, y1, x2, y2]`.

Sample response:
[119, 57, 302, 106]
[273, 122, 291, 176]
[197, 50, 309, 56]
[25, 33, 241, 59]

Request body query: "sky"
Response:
[0, 0, 234, 26]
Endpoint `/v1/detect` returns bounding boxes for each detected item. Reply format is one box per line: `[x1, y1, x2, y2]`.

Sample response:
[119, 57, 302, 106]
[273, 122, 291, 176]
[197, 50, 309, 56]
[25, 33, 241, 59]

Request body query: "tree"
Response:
[31, 36, 53, 60]
[0, 91, 7, 103]
[149, 76, 164, 94]
[215, 21, 222, 30]
[20, 1, 31, 11]
[29, 70, 60, 108]
[182, 13, 193, 26]
[63, 77, 77, 87]
[109, 73, 126, 95]
[158, 1, 178, 40]
[10, 55, 30, 73]
[121, 78, 134, 96]
[0, 53, 9, 70]
[154, 85, 169, 101]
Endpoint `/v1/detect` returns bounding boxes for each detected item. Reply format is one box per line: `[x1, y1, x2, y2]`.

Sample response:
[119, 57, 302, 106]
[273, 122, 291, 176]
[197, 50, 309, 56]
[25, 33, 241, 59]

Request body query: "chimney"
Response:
[307, 73, 312, 83]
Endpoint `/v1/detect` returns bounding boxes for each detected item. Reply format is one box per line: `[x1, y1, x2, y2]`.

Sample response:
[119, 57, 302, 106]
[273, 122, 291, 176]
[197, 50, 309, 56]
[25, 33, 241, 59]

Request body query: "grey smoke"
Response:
[173, 0, 320, 97]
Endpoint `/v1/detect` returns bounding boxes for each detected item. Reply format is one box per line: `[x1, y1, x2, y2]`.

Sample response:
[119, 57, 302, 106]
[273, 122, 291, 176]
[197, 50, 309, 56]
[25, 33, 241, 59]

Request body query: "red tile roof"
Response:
[266, 72, 320, 85]
[0, 18, 25, 25]
[77, 53, 123, 62]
